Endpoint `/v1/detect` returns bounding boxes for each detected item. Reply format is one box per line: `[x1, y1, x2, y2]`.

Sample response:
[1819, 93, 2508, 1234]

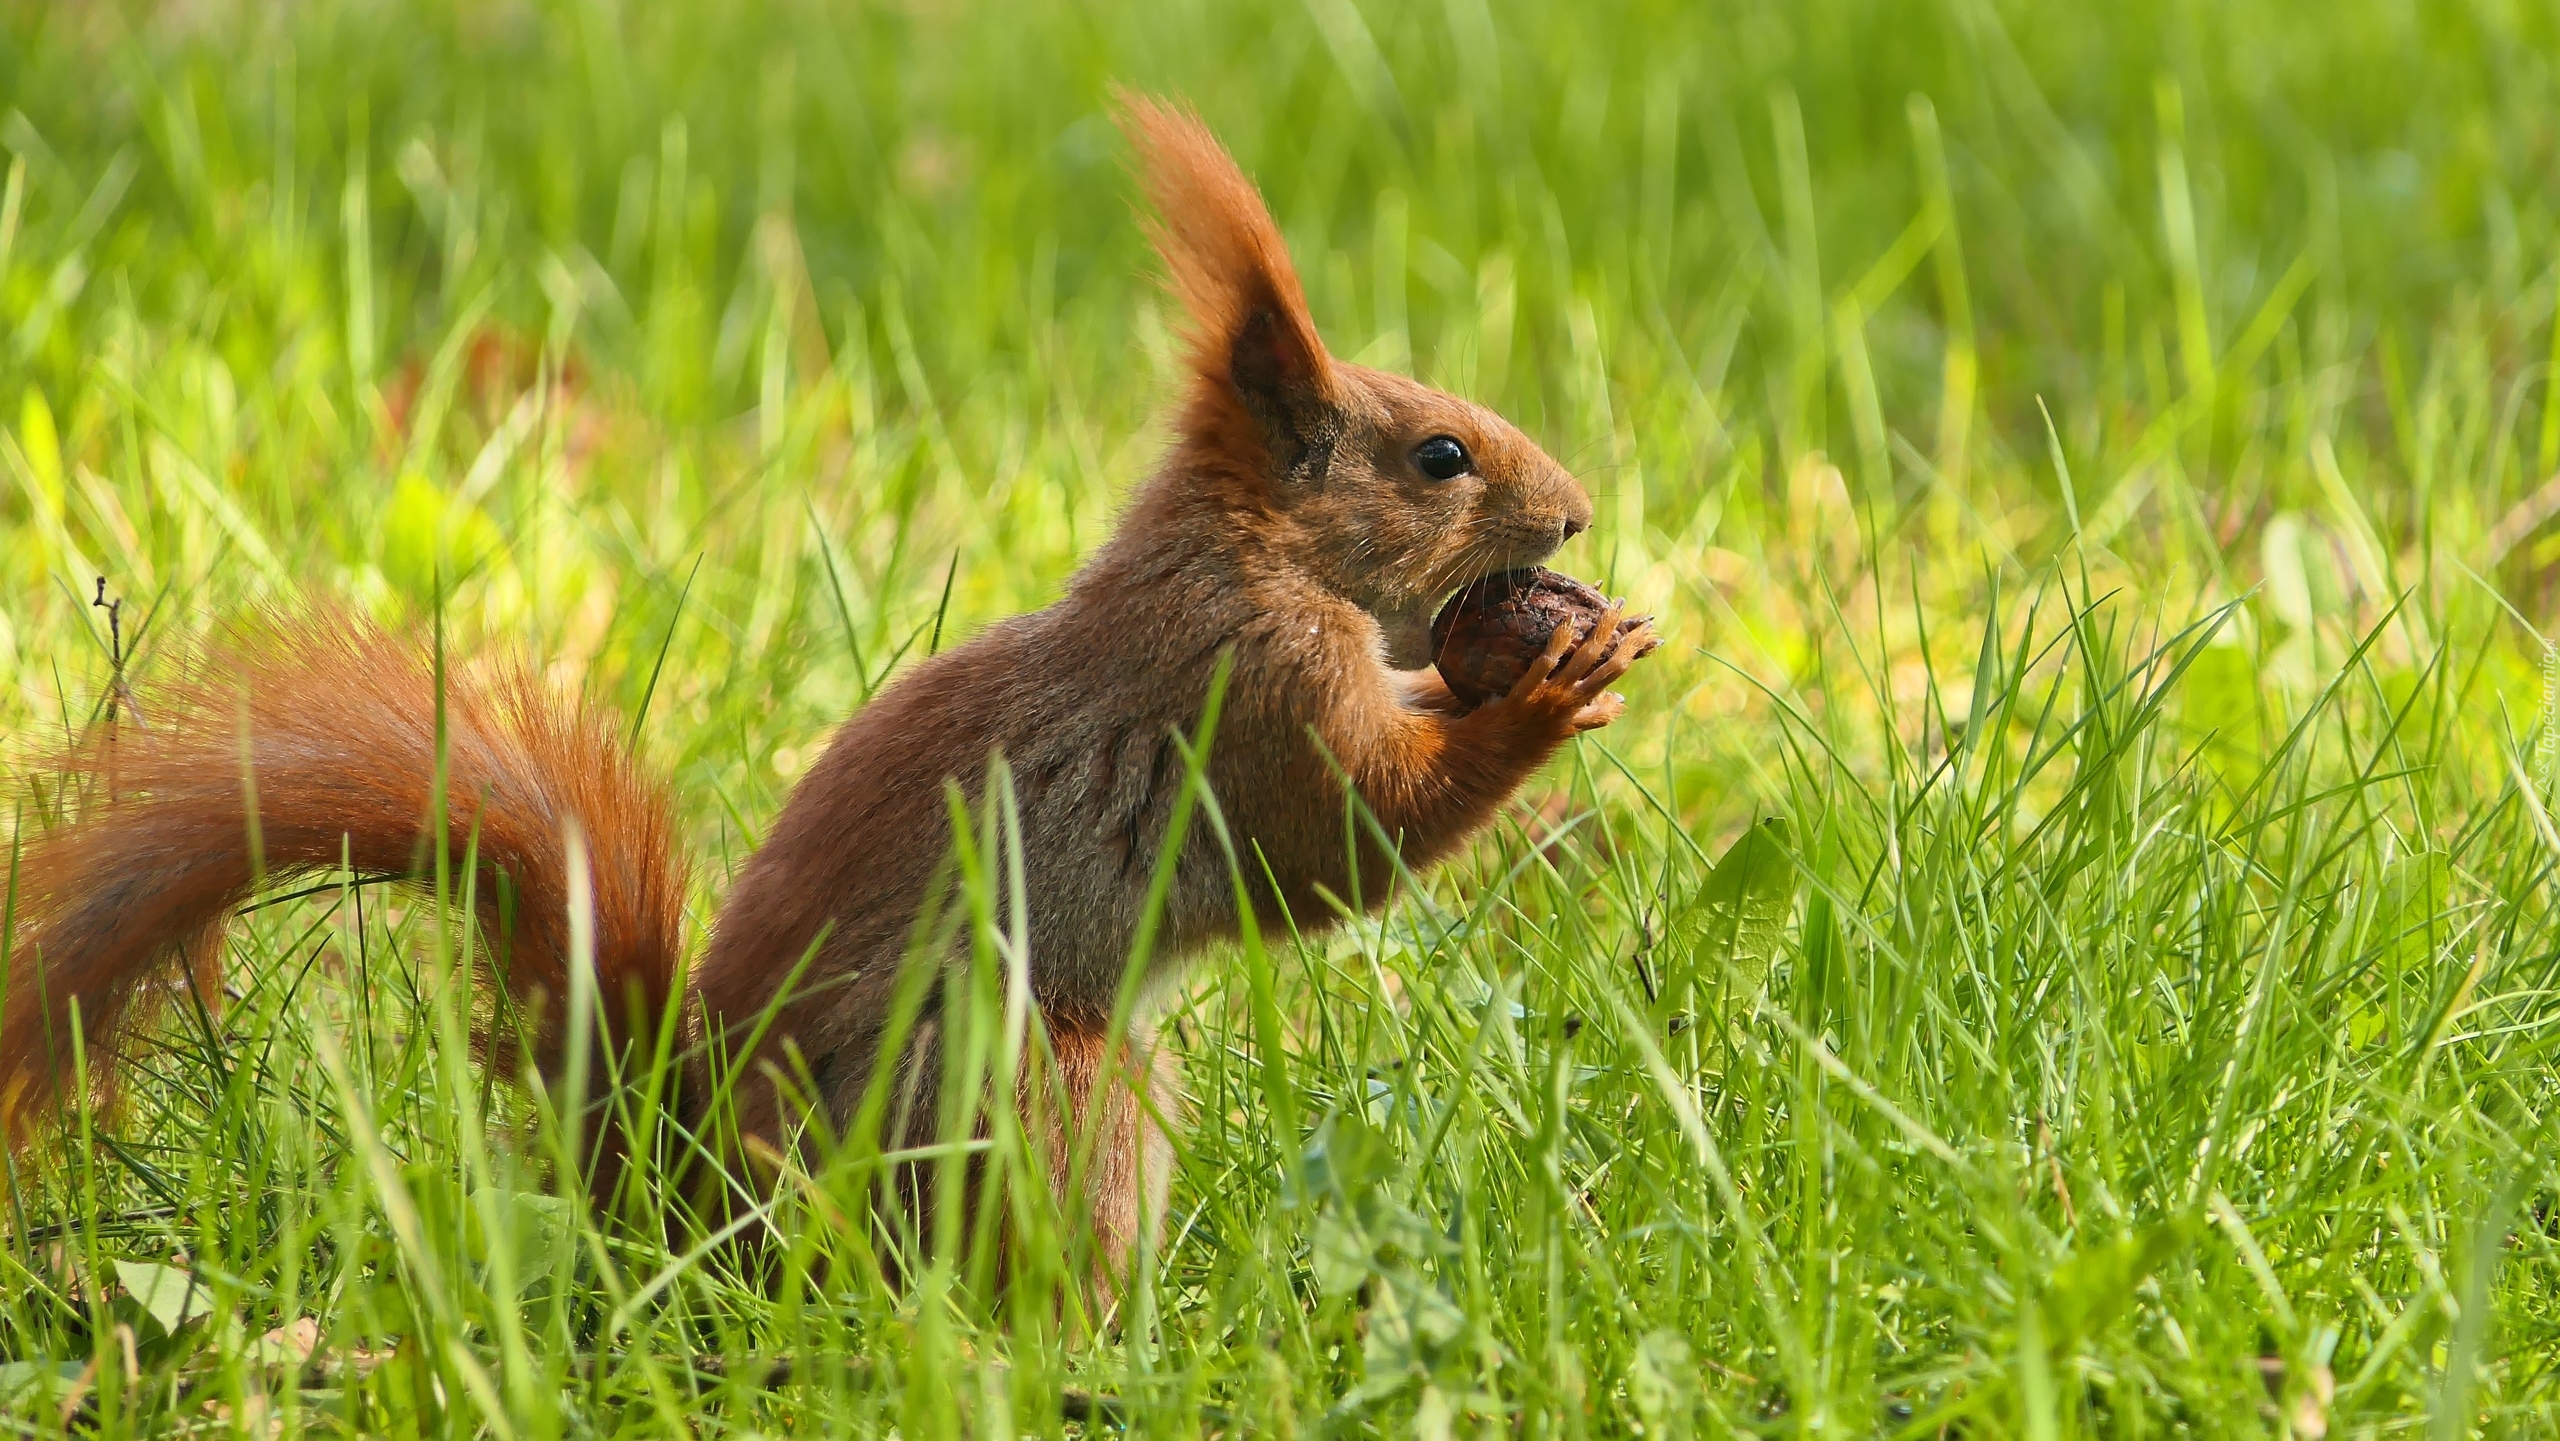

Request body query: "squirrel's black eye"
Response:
[1414, 435, 1472, 480]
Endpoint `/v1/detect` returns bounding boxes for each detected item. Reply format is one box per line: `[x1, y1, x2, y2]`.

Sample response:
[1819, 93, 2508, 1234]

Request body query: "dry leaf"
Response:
[251, 1317, 322, 1367]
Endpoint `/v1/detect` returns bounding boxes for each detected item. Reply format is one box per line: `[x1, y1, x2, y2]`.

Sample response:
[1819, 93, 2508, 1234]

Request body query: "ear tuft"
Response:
[1115, 91, 1342, 435]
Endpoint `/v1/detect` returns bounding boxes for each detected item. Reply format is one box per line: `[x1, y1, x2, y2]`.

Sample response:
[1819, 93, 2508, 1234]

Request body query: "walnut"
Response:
[1428, 567, 1657, 709]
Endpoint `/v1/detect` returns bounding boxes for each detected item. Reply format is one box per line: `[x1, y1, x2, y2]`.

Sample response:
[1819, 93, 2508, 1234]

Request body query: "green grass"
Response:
[5, 0, 2560, 1433]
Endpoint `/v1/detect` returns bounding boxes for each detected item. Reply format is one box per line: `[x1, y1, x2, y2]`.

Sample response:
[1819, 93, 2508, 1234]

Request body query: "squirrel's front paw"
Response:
[1493, 601, 1659, 735]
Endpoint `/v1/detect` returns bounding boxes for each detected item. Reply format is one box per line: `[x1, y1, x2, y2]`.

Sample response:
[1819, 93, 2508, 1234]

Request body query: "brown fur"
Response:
[0, 616, 687, 1119]
[1, 98, 1653, 1279]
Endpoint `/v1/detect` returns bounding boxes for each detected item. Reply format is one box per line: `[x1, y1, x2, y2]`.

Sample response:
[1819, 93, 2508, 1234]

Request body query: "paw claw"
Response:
[1477, 599, 1663, 738]
[1553, 603, 1625, 688]
[1571, 693, 1627, 732]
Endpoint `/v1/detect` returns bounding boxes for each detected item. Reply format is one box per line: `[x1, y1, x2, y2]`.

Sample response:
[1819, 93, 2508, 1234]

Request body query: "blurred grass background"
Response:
[4, 0, 2560, 1434]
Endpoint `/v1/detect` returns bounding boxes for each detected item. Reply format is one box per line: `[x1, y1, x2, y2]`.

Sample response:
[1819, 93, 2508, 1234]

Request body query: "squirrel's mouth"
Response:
[1381, 558, 1531, 671]
[1375, 596, 1441, 671]
[1379, 518, 1568, 671]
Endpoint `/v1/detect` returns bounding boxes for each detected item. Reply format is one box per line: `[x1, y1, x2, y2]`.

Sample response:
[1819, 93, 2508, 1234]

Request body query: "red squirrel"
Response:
[0, 98, 1656, 1275]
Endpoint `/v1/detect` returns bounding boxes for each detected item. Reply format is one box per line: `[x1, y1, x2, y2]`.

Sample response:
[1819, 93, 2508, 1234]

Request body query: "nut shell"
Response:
[1429, 567, 1655, 708]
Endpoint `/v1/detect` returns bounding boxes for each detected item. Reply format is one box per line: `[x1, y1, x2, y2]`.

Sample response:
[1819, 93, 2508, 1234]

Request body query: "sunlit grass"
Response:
[3, 0, 2560, 1433]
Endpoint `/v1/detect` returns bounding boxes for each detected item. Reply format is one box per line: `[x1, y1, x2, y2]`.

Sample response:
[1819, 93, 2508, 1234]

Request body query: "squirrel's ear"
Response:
[1118, 91, 1345, 480]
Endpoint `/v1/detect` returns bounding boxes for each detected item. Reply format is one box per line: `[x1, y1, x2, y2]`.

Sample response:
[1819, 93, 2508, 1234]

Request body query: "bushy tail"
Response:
[0, 611, 690, 1135]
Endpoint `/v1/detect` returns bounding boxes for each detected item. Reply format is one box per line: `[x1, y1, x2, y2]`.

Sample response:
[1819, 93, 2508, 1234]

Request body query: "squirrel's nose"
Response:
[1558, 484, 1595, 542]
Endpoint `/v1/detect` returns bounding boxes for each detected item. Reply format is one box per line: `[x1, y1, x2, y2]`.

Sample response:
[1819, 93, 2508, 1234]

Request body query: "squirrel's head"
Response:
[1121, 96, 1594, 654]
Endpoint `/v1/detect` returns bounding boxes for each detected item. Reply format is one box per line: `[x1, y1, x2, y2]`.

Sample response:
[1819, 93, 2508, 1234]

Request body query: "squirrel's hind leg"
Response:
[851, 1013, 1178, 1305]
[1040, 1022, 1177, 1299]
